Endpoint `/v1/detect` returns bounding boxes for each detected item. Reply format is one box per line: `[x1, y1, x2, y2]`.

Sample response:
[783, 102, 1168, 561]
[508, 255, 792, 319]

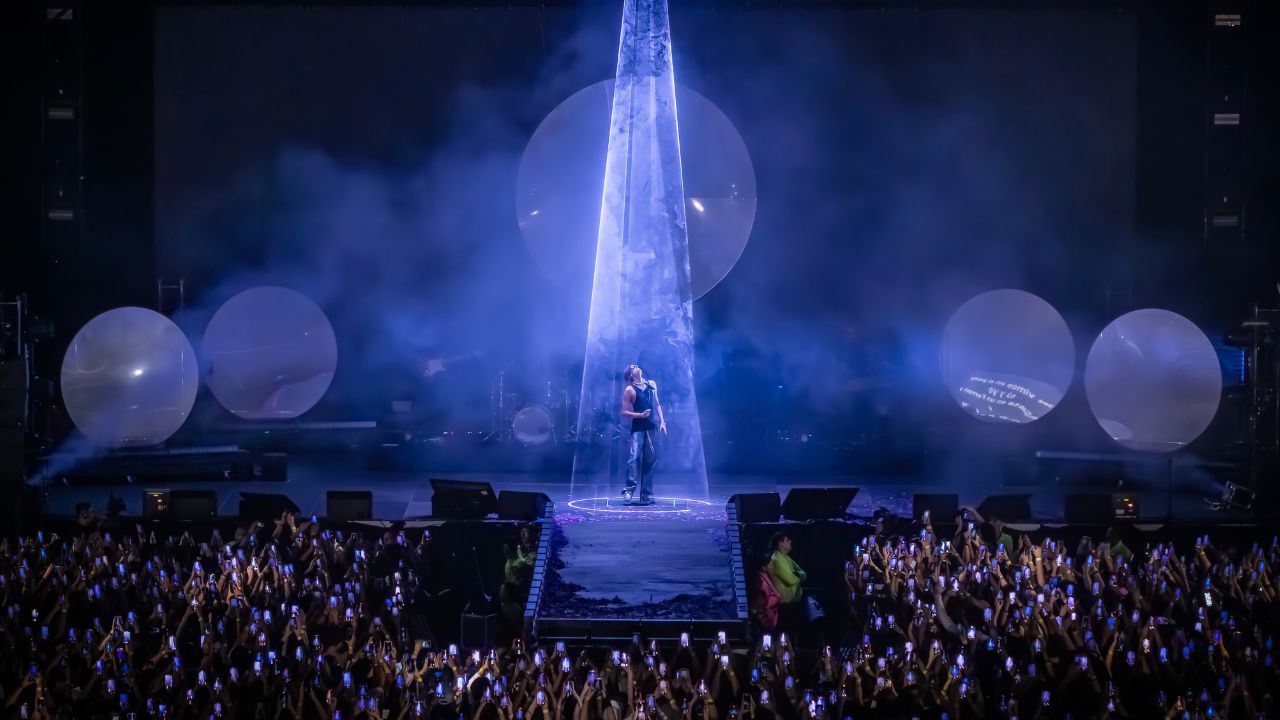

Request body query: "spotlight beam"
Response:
[571, 0, 707, 499]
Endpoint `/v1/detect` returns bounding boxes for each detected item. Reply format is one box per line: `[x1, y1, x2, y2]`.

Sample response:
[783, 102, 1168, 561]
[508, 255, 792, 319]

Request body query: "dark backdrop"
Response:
[6, 1, 1280, 476]
[152, 3, 1137, 472]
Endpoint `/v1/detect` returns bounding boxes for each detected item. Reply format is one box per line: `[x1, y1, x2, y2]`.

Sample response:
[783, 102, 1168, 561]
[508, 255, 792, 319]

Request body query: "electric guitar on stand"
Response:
[422, 351, 485, 378]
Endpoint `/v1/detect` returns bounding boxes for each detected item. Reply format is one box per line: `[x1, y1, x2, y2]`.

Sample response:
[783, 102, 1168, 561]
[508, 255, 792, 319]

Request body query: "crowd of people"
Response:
[757, 511, 1280, 718]
[0, 510, 536, 719]
[1, 504, 1278, 720]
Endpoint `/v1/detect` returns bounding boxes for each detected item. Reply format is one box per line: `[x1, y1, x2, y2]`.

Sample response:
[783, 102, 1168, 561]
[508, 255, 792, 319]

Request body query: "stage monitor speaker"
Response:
[430, 478, 498, 518]
[729, 493, 781, 523]
[1113, 494, 1140, 519]
[240, 492, 300, 520]
[170, 490, 217, 520]
[1216, 482, 1253, 512]
[144, 489, 170, 518]
[1065, 493, 1139, 524]
[913, 494, 960, 524]
[327, 491, 372, 521]
[498, 491, 550, 520]
[978, 494, 1033, 523]
[780, 488, 858, 521]
[1064, 494, 1111, 524]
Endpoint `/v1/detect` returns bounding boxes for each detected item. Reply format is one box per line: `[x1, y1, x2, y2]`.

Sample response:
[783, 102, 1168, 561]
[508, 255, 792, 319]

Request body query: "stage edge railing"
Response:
[726, 502, 749, 624]
[523, 500, 555, 637]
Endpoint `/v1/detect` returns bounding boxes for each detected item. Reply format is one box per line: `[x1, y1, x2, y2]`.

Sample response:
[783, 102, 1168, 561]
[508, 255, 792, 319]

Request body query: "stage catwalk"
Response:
[542, 505, 734, 618]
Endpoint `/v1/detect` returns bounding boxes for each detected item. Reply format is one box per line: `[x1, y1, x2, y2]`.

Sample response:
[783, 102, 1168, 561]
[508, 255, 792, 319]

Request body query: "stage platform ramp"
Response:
[534, 497, 748, 643]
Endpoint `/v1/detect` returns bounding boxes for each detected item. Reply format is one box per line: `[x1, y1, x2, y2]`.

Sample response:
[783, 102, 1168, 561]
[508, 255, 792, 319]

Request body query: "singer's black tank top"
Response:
[630, 382, 656, 432]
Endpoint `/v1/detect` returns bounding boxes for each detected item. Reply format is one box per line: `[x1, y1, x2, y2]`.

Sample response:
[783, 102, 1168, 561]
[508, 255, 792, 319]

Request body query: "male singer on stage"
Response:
[621, 364, 666, 505]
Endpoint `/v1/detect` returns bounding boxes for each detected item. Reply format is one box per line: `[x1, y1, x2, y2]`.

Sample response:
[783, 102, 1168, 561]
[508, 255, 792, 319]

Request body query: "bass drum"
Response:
[512, 405, 555, 446]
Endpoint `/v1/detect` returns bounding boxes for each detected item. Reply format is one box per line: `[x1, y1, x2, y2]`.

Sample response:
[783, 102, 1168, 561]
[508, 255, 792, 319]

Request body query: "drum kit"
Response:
[417, 352, 610, 449]
[488, 367, 577, 447]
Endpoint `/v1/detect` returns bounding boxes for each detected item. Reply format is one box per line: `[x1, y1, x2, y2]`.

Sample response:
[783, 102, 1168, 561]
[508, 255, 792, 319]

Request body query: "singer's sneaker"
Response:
[621, 489, 634, 504]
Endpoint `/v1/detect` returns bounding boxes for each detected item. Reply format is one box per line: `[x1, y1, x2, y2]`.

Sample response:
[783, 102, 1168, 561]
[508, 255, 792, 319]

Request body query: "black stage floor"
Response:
[35, 455, 1251, 525]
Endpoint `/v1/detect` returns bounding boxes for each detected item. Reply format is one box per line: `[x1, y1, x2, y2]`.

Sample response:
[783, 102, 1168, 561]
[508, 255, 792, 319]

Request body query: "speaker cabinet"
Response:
[239, 492, 300, 520]
[498, 491, 550, 520]
[327, 491, 373, 521]
[170, 490, 217, 520]
[729, 493, 781, 523]
[780, 488, 858, 521]
[912, 494, 959, 524]
[430, 478, 498, 518]
[978, 494, 1033, 523]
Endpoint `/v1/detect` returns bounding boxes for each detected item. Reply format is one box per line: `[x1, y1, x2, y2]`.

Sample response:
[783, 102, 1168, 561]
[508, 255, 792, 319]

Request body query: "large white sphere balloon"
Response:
[940, 289, 1075, 423]
[202, 286, 337, 420]
[517, 81, 756, 300]
[1085, 309, 1222, 452]
[61, 307, 199, 447]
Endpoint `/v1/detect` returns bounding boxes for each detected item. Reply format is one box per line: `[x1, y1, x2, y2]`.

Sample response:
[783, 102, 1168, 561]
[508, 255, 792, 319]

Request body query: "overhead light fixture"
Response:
[47, 199, 75, 222]
[46, 99, 75, 120]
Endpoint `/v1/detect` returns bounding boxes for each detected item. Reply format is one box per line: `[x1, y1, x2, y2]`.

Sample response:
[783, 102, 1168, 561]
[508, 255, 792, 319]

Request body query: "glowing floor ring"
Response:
[566, 496, 714, 514]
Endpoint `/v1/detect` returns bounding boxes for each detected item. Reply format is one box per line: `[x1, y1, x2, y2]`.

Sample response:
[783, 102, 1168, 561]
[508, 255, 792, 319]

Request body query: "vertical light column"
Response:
[571, 0, 706, 498]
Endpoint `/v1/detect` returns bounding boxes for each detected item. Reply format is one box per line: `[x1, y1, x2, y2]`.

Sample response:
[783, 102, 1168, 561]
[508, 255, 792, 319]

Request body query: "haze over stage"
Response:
[142, 3, 1143, 484]
[7, 5, 1280, 713]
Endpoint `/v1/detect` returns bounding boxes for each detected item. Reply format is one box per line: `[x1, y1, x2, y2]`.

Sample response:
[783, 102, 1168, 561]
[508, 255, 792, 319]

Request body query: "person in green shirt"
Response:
[1106, 525, 1133, 562]
[766, 532, 807, 603]
[503, 537, 533, 587]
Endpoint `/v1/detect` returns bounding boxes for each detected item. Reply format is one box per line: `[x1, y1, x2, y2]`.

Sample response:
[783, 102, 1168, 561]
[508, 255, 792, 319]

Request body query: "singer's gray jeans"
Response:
[625, 430, 657, 497]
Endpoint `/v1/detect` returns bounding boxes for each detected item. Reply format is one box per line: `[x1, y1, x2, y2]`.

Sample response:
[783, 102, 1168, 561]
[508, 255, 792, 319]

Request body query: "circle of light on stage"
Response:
[566, 496, 714, 514]
[1084, 309, 1222, 452]
[61, 307, 199, 448]
[202, 286, 338, 420]
[940, 289, 1075, 424]
[517, 81, 756, 300]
